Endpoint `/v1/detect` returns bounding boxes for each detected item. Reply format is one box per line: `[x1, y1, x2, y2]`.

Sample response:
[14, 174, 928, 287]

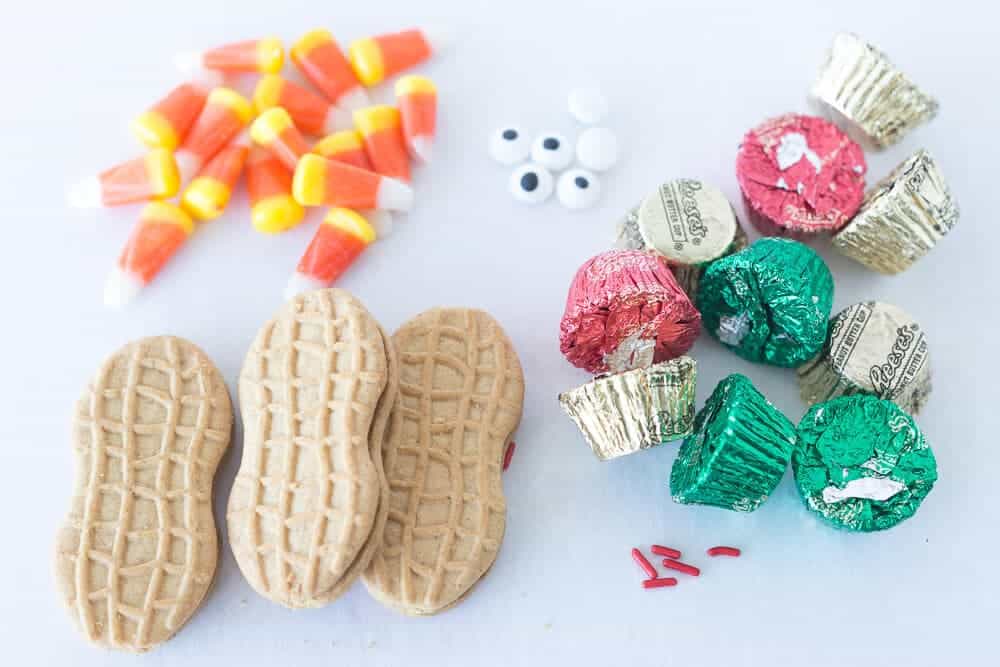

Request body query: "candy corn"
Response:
[104, 202, 194, 308]
[348, 28, 440, 87]
[285, 208, 375, 298]
[131, 74, 222, 150]
[175, 38, 284, 75]
[68, 149, 180, 209]
[247, 147, 304, 234]
[252, 75, 351, 137]
[313, 130, 395, 237]
[354, 105, 411, 182]
[250, 107, 311, 171]
[293, 153, 413, 211]
[181, 132, 250, 221]
[173, 88, 253, 183]
[290, 29, 369, 111]
[395, 75, 437, 164]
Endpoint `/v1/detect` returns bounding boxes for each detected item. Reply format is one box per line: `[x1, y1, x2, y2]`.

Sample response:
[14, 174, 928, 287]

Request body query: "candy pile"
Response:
[559, 33, 956, 533]
[490, 87, 620, 209]
[70, 29, 442, 307]
[631, 544, 741, 591]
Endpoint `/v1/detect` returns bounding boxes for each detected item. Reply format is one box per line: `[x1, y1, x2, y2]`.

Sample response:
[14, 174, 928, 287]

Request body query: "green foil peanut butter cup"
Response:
[670, 374, 797, 512]
[697, 238, 834, 367]
[793, 394, 937, 532]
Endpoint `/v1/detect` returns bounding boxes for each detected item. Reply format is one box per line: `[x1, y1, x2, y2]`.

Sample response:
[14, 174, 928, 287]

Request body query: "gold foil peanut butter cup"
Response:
[558, 356, 696, 461]
[811, 32, 939, 149]
[832, 149, 958, 275]
[797, 301, 932, 414]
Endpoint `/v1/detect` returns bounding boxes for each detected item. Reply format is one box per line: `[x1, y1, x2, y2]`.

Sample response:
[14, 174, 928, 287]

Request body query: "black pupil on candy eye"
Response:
[543, 138, 559, 150]
[502, 129, 518, 140]
[575, 177, 588, 189]
[520, 172, 539, 192]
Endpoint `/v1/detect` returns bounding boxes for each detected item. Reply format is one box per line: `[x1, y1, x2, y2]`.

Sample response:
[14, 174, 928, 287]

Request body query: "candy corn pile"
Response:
[71, 29, 440, 307]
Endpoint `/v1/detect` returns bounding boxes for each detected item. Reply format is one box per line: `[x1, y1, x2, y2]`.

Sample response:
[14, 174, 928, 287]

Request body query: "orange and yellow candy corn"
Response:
[131, 75, 222, 150]
[68, 149, 179, 209]
[395, 75, 437, 164]
[354, 105, 411, 182]
[285, 208, 375, 298]
[173, 87, 253, 183]
[181, 132, 250, 221]
[348, 28, 439, 87]
[247, 147, 304, 234]
[291, 29, 369, 111]
[293, 153, 413, 211]
[313, 130, 394, 237]
[250, 107, 311, 171]
[176, 38, 284, 75]
[253, 75, 351, 137]
[104, 202, 194, 308]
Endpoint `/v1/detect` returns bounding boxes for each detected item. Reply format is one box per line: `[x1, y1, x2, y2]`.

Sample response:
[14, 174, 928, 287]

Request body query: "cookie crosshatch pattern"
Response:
[228, 290, 387, 608]
[365, 308, 525, 614]
[56, 337, 233, 652]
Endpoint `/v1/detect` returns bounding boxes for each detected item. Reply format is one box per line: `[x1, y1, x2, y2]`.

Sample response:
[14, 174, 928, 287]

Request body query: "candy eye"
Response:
[489, 125, 530, 165]
[557, 168, 601, 209]
[509, 163, 554, 204]
[531, 132, 572, 170]
[576, 127, 619, 171]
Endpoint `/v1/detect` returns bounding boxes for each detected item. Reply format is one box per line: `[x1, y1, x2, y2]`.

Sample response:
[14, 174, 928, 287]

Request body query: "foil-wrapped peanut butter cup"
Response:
[797, 301, 931, 414]
[811, 33, 939, 150]
[697, 238, 834, 368]
[832, 149, 959, 275]
[559, 356, 696, 461]
[614, 203, 645, 251]
[670, 374, 796, 512]
[793, 395, 937, 532]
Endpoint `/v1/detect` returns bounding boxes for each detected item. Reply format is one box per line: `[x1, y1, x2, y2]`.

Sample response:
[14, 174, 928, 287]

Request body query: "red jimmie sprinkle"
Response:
[661, 559, 700, 576]
[631, 548, 658, 579]
[736, 113, 866, 237]
[559, 250, 701, 375]
[502, 441, 516, 471]
[707, 546, 742, 557]
[642, 577, 678, 589]
[650, 545, 682, 559]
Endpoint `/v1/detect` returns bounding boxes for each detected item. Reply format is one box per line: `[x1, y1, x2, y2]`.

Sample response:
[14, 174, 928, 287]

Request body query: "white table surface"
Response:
[2, 0, 997, 664]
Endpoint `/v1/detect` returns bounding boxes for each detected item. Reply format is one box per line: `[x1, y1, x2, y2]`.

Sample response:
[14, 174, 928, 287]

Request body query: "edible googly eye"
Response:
[509, 163, 554, 204]
[568, 87, 609, 124]
[557, 168, 601, 209]
[531, 132, 573, 171]
[489, 126, 531, 165]
[576, 127, 619, 172]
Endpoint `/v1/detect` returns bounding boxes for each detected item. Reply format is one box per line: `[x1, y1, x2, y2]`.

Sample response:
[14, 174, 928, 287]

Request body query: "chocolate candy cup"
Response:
[559, 356, 696, 461]
[559, 250, 701, 375]
[811, 33, 939, 149]
[737, 113, 866, 237]
[793, 395, 937, 532]
[797, 301, 932, 414]
[613, 203, 645, 250]
[697, 238, 834, 367]
[670, 374, 796, 512]
[832, 149, 959, 275]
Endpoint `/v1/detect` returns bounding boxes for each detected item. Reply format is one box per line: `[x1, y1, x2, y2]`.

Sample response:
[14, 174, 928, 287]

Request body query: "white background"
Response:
[1, 1, 997, 664]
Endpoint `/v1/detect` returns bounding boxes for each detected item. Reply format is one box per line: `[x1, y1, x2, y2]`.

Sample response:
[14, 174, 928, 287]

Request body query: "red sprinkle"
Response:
[502, 441, 516, 471]
[661, 559, 700, 576]
[642, 577, 678, 589]
[631, 548, 658, 579]
[651, 545, 682, 559]
[707, 546, 741, 558]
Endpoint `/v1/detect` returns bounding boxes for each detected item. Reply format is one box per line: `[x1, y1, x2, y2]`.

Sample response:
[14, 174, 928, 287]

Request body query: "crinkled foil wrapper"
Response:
[559, 250, 701, 375]
[697, 238, 834, 367]
[736, 113, 867, 236]
[811, 33, 939, 149]
[798, 301, 932, 414]
[614, 204, 646, 250]
[832, 149, 959, 275]
[670, 374, 796, 512]
[793, 395, 938, 532]
[559, 356, 696, 461]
